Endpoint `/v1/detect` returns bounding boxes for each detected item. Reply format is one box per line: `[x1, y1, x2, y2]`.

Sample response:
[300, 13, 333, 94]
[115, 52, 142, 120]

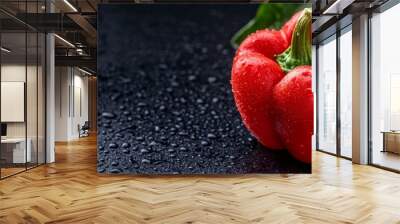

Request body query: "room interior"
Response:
[370, 4, 400, 171]
[0, 31, 46, 178]
[0, 0, 96, 179]
[313, 0, 400, 171]
[54, 66, 91, 142]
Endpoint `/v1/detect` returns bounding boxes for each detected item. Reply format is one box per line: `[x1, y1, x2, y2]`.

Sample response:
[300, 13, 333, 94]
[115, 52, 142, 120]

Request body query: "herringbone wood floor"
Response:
[0, 135, 400, 224]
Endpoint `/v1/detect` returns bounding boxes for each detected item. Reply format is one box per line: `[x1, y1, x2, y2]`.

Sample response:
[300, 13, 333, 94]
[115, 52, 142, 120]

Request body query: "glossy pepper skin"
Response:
[231, 51, 285, 149]
[272, 66, 313, 163]
[230, 13, 303, 150]
[231, 8, 313, 162]
[236, 29, 289, 60]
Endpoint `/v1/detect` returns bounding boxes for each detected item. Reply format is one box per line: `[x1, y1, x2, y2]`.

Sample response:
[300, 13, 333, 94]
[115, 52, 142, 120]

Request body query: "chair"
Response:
[79, 121, 90, 138]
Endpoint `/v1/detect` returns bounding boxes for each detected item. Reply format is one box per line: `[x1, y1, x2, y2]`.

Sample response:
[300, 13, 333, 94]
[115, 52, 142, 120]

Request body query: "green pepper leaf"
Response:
[231, 3, 305, 49]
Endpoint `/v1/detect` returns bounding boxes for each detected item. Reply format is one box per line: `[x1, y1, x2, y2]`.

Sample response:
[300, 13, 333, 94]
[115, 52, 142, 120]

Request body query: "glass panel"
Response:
[339, 28, 352, 158]
[371, 4, 400, 171]
[1, 31, 27, 177]
[27, 31, 38, 169]
[0, 1, 46, 178]
[317, 36, 337, 154]
[38, 32, 45, 165]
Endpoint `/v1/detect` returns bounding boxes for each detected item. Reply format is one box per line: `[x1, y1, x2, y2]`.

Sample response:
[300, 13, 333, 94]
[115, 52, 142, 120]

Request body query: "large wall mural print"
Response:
[97, 4, 312, 174]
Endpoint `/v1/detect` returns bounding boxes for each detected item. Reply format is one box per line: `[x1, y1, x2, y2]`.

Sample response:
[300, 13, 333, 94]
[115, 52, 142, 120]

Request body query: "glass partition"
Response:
[317, 35, 337, 154]
[38, 32, 45, 165]
[27, 30, 38, 169]
[339, 26, 352, 158]
[370, 3, 400, 171]
[1, 31, 28, 177]
[0, 1, 46, 179]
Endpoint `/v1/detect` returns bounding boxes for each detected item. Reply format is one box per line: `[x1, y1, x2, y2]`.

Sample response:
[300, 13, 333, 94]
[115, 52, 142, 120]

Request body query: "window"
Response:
[370, 3, 400, 171]
[317, 35, 337, 154]
[339, 27, 352, 158]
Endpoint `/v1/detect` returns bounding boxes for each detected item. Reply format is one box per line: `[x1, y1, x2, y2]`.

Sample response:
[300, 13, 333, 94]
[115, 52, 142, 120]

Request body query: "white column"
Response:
[46, 33, 55, 163]
[352, 14, 369, 164]
[46, 1, 56, 163]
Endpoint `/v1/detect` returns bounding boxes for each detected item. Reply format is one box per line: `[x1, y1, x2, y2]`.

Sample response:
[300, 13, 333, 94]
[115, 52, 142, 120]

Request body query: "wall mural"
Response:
[97, 4, 312, 174]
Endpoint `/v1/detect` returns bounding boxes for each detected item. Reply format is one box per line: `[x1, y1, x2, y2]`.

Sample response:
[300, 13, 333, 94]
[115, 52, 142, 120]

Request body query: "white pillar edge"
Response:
[352, 14, 369, 164]
[46, 32, 55, 164]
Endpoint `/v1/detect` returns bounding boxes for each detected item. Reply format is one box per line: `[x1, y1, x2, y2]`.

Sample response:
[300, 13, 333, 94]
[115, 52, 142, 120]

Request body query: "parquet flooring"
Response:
[1, 167, 26, 178]
[0, 135, 400, 223]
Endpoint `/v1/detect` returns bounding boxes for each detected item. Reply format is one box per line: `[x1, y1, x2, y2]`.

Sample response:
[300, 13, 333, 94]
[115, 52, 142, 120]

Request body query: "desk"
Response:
[382, 131, 400, 154]
[1, 138, 31, 163]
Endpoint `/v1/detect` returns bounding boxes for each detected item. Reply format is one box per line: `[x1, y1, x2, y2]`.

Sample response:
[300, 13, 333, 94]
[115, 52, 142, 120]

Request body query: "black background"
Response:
[97, 4, 311, 174]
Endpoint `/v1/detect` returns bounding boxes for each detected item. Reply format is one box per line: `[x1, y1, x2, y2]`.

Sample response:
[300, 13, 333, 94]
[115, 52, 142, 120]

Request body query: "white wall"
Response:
[55, 66, 69, 141]
[1, 63, 46, 164]
[1, 65, 27, 140]
[1, 65, 39, 137]
[1, 82, 25, 122]
[55, 67, 89, 141]
[72, 73, 89, 138]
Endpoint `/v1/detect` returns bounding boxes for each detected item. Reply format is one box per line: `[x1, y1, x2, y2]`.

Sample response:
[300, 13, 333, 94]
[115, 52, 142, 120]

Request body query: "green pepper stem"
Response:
[277, 8, 312, 73]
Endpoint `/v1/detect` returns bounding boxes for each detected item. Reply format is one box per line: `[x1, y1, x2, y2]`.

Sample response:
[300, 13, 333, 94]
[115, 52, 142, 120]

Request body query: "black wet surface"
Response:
[97, 5, 311, 174]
